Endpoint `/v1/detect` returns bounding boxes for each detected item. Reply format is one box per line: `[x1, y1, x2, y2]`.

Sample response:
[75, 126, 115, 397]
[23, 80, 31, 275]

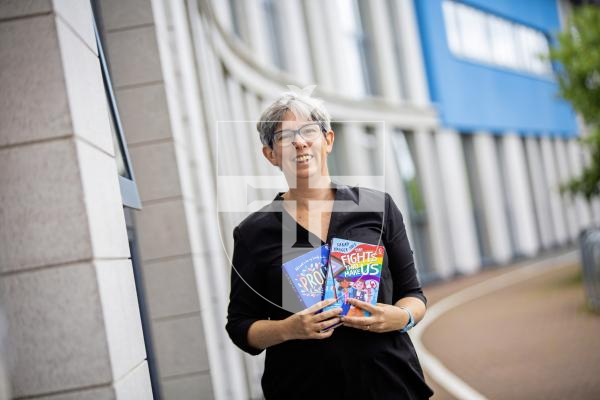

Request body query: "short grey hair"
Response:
[256, 92, 332, 147]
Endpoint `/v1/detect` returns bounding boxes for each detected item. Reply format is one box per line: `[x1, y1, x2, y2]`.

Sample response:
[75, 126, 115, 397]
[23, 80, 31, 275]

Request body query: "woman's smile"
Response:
[293, 153, 314, 164]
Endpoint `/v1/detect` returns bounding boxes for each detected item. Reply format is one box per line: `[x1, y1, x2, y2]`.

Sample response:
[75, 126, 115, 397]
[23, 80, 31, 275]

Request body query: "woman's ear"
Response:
[262, 145, 279, 167]
[325, 129, 335, 154]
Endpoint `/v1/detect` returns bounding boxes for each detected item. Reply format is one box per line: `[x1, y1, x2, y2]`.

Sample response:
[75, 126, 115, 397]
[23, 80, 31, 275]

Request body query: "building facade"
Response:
[1, 0, 599, 399]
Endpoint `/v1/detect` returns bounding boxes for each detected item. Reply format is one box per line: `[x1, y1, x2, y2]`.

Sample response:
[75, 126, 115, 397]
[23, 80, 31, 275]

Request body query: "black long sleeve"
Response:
[225, 226, 268, 356]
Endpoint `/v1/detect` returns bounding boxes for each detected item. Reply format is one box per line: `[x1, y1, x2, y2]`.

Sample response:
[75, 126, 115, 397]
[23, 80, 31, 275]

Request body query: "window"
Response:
[392, 130, 426, 217]
[488, 15, 519, 68]
[91, 1, 142, 209]
[455, 2, 491, 61]
[228, 0, 243, 39]
[363, 126, 382, 176]
[442, 0, 461, 54]
[442, 0, 553, 77]
[517, 26, 552, 75]
[262, 0, 285, 69]
[391, 129, 435, 282]
[327, 122, 343, 178]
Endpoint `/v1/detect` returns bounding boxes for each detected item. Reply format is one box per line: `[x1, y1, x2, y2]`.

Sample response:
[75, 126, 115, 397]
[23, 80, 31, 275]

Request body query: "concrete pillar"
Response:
[581, 144, 600, 225]
[539, 137, 569, 245]
[304, 0, 336, 91]
[472, 133, 512, 263]
[365, 0, 402, 102]
[553, 138, 580, 241]
[500, 133, 539, 256]
[435, 129, 480, 273]
[242, 0, 270, 64]
[566, 139, 593, 230]
[336, 123, 369, 178]
[592, 198, 600, 227]
[385, 127, 438, 282]
[322, 0, 364, 96]
[211, 0, 233, 32]
[278, 0, 314, 83]
[392, 0, 430, 106]
[412, 129, 454, 278]
[379, 125, 414, 245]
[524, 136, 556, 249]
[226, 78, 260, 178]
[0, 2, 151, 398]
[114, 0, 251, 397]
[244, 92, 277, 179]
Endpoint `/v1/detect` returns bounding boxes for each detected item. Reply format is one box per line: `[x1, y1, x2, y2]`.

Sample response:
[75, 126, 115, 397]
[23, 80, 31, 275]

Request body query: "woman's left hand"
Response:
[341, 298, 409, 333]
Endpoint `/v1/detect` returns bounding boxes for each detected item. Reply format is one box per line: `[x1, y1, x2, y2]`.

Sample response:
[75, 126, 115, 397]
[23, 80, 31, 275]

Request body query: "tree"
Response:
[548, 4, 600, 200]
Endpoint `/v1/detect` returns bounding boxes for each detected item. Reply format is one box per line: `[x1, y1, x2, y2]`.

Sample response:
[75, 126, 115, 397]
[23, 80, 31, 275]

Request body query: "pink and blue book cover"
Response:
[322, 238, 385, 319]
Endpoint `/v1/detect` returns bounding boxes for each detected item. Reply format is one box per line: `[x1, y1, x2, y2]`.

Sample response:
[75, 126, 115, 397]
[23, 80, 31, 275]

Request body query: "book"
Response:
[322, 238, 385, 318]
[281, 244, 330, 309]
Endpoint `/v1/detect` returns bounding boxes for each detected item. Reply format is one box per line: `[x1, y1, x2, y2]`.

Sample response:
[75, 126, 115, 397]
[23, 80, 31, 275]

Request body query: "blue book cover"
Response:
[281, 244, 330, 309]
[323, 238, 385, 318]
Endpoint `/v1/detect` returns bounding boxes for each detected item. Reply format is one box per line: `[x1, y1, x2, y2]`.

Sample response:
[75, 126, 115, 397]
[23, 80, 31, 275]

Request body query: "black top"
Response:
[226, 181, 434, 399]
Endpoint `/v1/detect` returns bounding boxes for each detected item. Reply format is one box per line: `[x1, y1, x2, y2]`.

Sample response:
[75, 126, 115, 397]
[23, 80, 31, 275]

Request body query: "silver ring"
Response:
[366, 325, 370, 330]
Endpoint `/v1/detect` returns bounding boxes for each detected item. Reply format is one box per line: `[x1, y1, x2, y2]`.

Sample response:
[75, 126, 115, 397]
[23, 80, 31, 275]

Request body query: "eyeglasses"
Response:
[271, 122, 325, 147]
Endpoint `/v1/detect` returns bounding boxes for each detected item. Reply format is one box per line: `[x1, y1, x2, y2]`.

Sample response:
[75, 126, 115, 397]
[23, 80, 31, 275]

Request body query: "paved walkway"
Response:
[415, 248, 600, 400]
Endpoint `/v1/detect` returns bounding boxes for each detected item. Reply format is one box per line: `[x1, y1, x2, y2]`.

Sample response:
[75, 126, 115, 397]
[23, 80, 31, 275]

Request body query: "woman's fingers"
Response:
[348, 298, 378, 313]
[316, 318, 341, 331]
[312, 307, 343, 322]
[314, 328, 335, 339]
[299, 298, 337, 316]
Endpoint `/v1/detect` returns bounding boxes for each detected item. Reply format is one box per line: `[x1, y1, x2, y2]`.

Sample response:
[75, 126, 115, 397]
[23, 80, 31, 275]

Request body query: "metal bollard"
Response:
[579, 227, 600, 313]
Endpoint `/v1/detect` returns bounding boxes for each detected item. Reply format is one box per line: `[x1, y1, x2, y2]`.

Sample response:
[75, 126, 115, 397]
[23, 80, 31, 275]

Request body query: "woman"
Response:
[226, 92, 434, 399]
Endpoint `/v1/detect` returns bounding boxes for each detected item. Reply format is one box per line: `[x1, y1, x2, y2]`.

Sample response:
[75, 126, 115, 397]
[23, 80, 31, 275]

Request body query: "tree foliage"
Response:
[548, 4, 600, 200]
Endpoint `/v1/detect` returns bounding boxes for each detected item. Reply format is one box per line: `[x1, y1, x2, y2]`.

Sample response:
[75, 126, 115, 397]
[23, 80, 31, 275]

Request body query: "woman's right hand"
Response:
[282, 298, 343, 341]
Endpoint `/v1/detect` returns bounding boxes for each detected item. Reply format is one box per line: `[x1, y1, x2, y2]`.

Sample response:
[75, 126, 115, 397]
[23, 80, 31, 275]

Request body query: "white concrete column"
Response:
[380, 125, 414, 249]
[143, 1, 249, 398]
[211, 0, 233, 32]
[524, 136, 556, 249]
[304, 0, 336, 91]
[412, 129, 454, 278]
[591, 198, 600, 227]
[472, 133, 512, 263]
[226, 78, 259, 176]
[278, 0, 314, 83]
[223, 90, 268, 400]
[322, 0, 360, 96]
[566, 138, 593, 230]
[539, 137, 569, 244]
[0, 2, 151, 398]
[243, 91, 278, 178]
[553, 138, 580, 240]
[434, 129, 480, 273]
[556, 0, 573, 29]
[365, 0, 402, 102]
[336, 122, 369, 178]
[500, 133, 539, 256]
[581, 144, 600, 225]
[386, 127, 442, 282]
[242, 0, 270, 64]
[392, 0, 429, 106]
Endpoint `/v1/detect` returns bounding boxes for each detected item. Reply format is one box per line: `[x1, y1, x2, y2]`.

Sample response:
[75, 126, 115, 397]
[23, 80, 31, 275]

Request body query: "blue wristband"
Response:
[399, 306, 415, 333]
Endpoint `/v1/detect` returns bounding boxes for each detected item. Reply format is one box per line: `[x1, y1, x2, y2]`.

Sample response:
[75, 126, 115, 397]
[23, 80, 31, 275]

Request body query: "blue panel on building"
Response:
[414, 0, 578, 137]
